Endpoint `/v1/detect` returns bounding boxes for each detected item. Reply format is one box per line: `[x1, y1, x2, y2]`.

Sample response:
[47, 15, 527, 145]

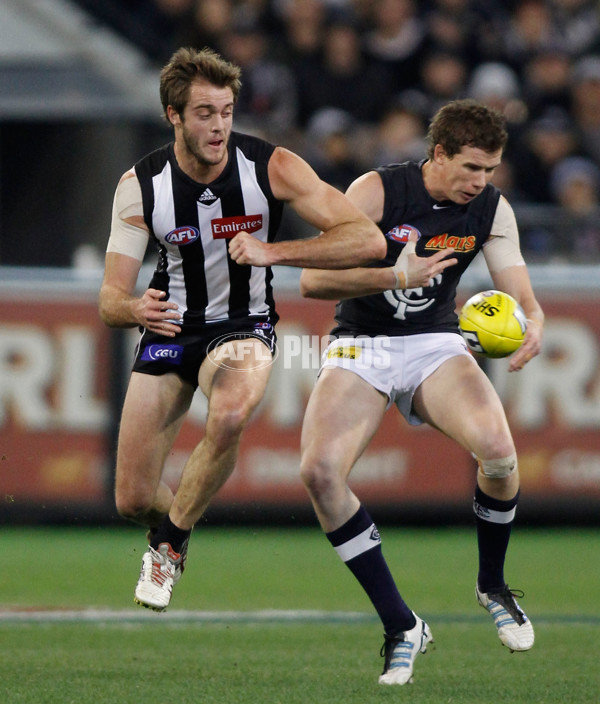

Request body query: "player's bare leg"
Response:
[414, 354, 534, 651]
[300, 367, 385, 531]
[301, 367, 433, 684]
[135, 340, 272, 610]
[169, 339, 272, 527]
[115, 371, 193, 527]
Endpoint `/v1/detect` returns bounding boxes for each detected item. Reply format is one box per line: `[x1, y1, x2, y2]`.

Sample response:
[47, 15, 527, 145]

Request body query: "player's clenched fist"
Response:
[229, 231, 273, 266]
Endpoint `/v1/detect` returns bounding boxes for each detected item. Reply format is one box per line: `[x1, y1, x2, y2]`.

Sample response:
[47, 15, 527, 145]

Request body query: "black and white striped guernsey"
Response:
[135, 131, 284, 326]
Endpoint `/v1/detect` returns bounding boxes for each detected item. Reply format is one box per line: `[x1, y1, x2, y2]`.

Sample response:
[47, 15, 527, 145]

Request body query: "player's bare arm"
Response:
[99, 252, 182, 336]
[491, 264, 544, 372]
[300, 242, 457, 299]
[299, 179, 457, 299]
[344, 170, 386, 223]
[228, 147, 386, 268]
[99, 172, 182, 336]
[484, 198, 544, 371]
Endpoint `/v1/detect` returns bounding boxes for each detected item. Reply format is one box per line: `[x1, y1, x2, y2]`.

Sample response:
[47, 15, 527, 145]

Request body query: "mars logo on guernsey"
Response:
[165, 226, 200, 246]
[386, 224, 421, 243]
[211, 214, 263, 239]
[426, 233, 476, 252]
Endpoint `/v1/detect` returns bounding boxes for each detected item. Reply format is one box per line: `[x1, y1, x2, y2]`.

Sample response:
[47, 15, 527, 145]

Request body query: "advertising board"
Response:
[1, 274, 599, 520]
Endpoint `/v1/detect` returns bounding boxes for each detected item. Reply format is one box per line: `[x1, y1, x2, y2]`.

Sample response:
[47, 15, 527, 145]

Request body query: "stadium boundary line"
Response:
[0, 609, 374, 624]
[0, 609, 598, 625]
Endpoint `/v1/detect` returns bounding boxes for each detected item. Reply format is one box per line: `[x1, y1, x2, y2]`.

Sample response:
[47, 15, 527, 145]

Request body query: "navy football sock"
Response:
[150, 514, 191, 554]
[326, 505, 415, 636]
[474, 486, 520, 593]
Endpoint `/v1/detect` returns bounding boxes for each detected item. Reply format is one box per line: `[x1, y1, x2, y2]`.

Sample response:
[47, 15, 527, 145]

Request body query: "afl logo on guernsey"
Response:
[165, 226, 200, 245]
[386, 224, 421, 244]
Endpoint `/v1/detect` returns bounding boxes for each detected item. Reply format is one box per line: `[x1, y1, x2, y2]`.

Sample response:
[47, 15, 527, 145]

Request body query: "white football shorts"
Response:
[320, 332, 475, 425]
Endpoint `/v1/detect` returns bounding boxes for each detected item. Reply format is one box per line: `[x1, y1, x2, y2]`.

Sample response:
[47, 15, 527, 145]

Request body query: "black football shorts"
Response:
[132, 316, 277, 388]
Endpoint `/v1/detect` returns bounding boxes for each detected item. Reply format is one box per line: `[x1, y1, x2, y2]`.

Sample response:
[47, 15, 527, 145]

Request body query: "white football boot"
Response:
[379, 613, 434, 685]
[476, 583, 535, 652]
[134, 543, 181, 611]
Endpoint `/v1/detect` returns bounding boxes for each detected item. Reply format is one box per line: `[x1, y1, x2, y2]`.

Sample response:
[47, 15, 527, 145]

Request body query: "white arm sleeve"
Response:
[482, 195, 525, 274]
[106, 171, 149, 262]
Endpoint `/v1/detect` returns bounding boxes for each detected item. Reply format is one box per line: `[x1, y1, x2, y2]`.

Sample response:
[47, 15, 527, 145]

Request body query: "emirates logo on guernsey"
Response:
[211, 214, 263, 239]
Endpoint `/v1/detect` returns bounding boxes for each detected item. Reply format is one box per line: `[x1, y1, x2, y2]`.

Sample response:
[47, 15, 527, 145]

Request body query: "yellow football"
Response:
[459, 290, 527, 358]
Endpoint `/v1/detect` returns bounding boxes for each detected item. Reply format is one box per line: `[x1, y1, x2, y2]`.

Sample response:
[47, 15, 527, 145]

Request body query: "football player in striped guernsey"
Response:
[99, 47, 385, 612]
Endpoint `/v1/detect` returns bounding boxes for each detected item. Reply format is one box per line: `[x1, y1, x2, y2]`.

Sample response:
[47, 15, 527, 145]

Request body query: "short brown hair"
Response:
[426, 99, 508, 160]
[159, 47, 242, 121]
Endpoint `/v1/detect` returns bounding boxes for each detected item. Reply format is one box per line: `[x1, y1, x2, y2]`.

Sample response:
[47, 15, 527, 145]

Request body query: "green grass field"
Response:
[1, 525, 599, 703]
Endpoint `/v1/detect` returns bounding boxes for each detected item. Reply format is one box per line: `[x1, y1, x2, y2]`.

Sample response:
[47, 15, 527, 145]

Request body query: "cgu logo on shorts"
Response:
[141, 344, 184, 365]
[165, 226, 200, 246]
[386, 224, 421, 244]
[211, 214, 263, 239]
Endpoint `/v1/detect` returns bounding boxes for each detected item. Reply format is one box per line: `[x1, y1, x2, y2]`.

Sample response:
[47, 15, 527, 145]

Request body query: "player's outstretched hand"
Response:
[508, 315, 543, 372]
[391, 231, 457, 289]
[133, 288, 181, 337]
[229, 231, 272, 266]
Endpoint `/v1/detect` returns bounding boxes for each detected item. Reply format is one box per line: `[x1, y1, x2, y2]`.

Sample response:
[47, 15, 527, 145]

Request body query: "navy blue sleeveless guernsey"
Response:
[333, 160, 501, 337]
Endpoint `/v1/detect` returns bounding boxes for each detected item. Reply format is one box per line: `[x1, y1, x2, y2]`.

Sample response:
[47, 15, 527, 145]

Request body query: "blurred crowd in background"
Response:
[70, 0, 600, 262]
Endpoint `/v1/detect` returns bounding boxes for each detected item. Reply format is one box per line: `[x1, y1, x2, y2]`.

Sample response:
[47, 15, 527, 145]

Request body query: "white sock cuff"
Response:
[473, 501, 517, 524]
[333, 524, 381, 562]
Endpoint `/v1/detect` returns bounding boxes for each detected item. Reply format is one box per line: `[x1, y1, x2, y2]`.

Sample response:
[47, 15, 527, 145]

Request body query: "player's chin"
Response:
[203, 144, 225, 162]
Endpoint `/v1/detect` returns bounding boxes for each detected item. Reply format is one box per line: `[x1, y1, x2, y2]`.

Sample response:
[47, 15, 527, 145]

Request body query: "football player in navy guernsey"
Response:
[98, 47, 385, 612]
[299, 99, 544, 685]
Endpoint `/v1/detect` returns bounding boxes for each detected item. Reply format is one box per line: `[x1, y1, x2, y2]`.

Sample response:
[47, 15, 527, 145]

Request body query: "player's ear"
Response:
[167, 105, 181, 127]
[433, 144, 446, 164]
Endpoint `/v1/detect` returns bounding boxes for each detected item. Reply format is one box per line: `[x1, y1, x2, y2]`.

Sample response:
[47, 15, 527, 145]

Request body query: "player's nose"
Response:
[473, 171, 487, 190]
